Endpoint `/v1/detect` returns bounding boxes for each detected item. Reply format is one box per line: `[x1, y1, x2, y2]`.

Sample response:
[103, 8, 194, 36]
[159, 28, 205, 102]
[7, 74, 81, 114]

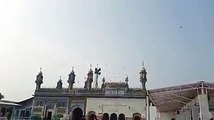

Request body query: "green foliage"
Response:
[53, 114, 63, 120]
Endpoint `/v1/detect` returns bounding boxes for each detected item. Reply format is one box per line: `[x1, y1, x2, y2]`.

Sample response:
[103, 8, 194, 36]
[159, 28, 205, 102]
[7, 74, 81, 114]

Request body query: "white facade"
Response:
[86, 98, 146, 119]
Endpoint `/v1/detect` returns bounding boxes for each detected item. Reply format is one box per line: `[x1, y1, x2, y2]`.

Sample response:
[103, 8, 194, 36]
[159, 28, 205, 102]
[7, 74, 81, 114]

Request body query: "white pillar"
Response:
[198, 89, 212, 120]
[191, 106, 199, 120]
[146, 96, 150, 120]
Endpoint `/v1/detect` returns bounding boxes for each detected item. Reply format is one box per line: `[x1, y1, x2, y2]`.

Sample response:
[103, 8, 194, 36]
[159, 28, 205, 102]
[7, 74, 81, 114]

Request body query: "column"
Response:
[146, 96, 150, 120]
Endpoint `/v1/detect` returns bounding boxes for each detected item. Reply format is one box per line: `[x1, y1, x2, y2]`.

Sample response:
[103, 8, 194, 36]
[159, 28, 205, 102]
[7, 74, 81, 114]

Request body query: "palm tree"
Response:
[0, 93, 4, 100]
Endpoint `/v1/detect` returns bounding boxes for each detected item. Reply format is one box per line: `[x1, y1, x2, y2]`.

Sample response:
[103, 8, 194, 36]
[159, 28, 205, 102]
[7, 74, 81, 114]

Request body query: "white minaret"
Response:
[139, 61, 147, 90]
[35, 68, 43, 90]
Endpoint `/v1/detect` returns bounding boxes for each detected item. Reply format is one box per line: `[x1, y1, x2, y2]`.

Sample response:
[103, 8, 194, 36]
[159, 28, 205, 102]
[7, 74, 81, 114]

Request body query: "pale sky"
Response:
[0, 0, 214, 101]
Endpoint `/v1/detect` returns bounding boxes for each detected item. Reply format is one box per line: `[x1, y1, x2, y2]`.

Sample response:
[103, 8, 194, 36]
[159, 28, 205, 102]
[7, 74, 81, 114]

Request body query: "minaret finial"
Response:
[142, 61, 144, 68]
[90, 64, 92, 69]
[40, 68, 42, 72]
[60, 75, 62, 79]
[140, 61, 147, 90]
[72, 66, 74, 71]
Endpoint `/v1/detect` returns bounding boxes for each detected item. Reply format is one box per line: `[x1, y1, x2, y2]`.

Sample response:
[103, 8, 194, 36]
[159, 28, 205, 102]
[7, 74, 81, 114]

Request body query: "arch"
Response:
[133, 113, 141, 120]
[102, 113, 109, 120]
[118, 113, 125, 120]
[88, 111, 96, 120]
[72, 107, 83, 120]
[88, 111, 96, 116]
[134, 116, 141, 120]
[110, 113, 117, 120]
[88, 114, 97, 120]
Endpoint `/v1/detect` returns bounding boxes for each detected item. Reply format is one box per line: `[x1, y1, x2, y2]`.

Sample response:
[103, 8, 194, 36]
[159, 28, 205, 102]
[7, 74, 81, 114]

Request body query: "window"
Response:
[25, 111, 30, 117]
[111, 90, 117, 95]
[57, 101, 66, 107]
[118, 90, 125, 95]
[15, 110, 19, 116]
[35, 100, 43, 106]
[62, 102, 66, 107]
[105, 91, 111, 95]
[20, 111, 25, 117]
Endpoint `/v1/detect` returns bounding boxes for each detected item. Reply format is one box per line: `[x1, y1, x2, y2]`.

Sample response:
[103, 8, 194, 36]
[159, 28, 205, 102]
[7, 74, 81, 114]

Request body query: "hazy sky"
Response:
[0, 0, 214, 101]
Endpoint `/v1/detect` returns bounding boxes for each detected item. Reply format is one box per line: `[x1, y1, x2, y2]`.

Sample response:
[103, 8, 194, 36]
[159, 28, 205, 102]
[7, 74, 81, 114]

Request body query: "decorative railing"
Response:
[35, 88, 146, 97]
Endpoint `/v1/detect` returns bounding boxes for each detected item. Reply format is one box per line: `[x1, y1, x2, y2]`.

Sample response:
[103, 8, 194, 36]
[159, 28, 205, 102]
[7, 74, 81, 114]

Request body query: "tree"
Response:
[0, 93, 4, 100]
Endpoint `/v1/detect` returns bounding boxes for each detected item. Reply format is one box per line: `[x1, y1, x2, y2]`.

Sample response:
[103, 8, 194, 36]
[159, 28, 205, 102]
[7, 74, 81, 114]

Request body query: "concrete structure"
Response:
[86, 98, 146, 119]
[30, 65, 147, 120]
[148, 81, 214, 120]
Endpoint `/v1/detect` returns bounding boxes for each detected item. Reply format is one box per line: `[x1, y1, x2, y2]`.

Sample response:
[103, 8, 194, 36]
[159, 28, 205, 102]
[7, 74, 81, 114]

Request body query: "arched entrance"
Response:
[110, 113, 117, 120]
[133, 113, 141, 120]
[72, 107, 83, 120]
[88, 111, 96, 120]
[119, 113, 125, 120]
[134, 116, 141, 120]
[102, 113, 109, 120]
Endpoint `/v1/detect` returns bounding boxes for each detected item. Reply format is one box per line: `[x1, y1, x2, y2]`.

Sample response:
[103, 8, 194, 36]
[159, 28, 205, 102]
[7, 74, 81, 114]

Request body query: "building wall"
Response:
[31, 97, 69, 119]
[86, 98, 146, 119]
[159, 112, 176, 120]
